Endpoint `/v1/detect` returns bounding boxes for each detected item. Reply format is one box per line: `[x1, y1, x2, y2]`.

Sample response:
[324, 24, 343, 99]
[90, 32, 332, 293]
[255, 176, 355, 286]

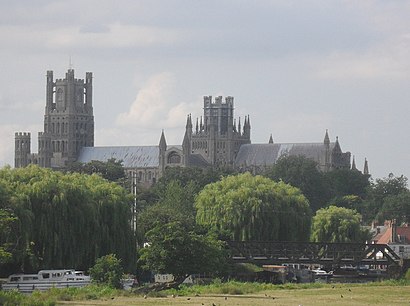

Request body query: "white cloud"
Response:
[116, 72, 195, 129]
[48, 23, 183, 49]
[0, 23, 184, 54]
[315, 34, 410, 80]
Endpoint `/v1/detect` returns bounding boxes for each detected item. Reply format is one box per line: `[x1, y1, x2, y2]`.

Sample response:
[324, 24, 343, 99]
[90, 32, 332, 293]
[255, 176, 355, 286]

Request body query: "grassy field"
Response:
[2, 281, 410, 305]
[57, 284, 410, 306]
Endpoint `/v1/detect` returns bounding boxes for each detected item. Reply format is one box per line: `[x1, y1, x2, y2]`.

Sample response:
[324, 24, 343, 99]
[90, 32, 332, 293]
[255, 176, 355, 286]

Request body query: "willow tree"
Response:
[0, 165, 136, 273]
[311, 206, 369, 243]
[195, 172, 311, 241]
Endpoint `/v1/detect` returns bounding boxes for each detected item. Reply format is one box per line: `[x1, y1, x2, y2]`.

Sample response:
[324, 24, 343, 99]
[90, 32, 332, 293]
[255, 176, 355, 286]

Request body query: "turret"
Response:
[243, 115, 251, 139]
[85, 72, 93, 112]
[364, 158, 369, 175]
[159, 130, 167, 174]
[185, 114, 192, 133]
[183, 115, 192, 159]
[323, 129, 331, 171]
[330, 136, 351, 170]
[15, 132, 31, 168]
[46, 71, 54, 112]
[351, 156, 357, 171]
[159, 130, 167, 153]
[324, 129, 330, 147]
[269, 134, 274, 144]
[333, 136, 341, 153]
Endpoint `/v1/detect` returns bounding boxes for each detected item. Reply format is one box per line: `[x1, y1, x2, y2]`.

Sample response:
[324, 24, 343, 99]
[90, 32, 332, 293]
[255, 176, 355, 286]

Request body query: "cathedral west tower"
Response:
[15, 68, 94, 169]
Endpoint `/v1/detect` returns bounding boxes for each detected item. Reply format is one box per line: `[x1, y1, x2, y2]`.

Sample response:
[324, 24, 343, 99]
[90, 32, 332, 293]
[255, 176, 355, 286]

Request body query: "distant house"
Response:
[372, 220, 410, 259]
[154, 274, 193, 284]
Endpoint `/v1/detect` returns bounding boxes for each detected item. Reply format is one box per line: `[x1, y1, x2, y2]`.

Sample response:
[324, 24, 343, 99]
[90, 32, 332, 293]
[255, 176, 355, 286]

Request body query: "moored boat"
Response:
[1, 269, 91, 293]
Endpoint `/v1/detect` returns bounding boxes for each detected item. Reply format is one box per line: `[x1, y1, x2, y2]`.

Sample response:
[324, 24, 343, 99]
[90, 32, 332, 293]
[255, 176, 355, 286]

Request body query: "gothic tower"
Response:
[41, 69, 94, 168]
[189, 96, 251, 167]
[14, 132, 31, 168]
[15, 68, 94, 169]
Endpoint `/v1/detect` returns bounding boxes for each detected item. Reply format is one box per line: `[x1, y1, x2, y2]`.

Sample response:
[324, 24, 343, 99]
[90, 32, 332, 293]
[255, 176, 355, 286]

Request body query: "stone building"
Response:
[15, 69, 94, 169]
[15, 68, 365, 188]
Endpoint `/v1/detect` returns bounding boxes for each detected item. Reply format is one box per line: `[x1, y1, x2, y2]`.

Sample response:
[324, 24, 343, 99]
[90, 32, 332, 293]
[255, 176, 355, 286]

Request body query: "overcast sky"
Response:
[1, 0, 410, 180]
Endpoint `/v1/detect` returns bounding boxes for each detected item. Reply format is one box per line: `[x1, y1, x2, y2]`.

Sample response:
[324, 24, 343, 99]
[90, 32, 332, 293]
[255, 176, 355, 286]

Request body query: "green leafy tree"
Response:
[137, 180, 198, 246]
[195, 172, 311, 241]
[311, 206, 369, 243]
[89, 254, 124, 288]
[153, 166, 235, 198]
[362, 173, 408, 222]
[328, 195, 363, 211]
[377, 191, 410, 225]
[324, 168, 370, 199]
[0, 209, 17, 264]
[67, 158, 127, 184]
[138, 221, 226, 283]
[0, 165, 136, 274]
[0, 179, 17, 264]
[265, 155, 330, 212]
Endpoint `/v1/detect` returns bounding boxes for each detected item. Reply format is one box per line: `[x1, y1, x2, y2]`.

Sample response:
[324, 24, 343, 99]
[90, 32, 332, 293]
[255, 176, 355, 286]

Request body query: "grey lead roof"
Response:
[187, 154, 211, 167]
[235, 142, 336, 167]
[77, 146, 159, 168]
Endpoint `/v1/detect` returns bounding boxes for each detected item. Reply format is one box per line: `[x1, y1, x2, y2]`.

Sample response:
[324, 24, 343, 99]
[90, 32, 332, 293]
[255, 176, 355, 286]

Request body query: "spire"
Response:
[186, 114, 192, 129]
[196, 117, 199, 134]
[233, 119, 237, 132]
[243, 115, 251, 138]
[238, 117, 241, 135]
[333, 136, 341, 153]
[159, 130, 167, 151]
[269, 134, 274, 144]
[364, 158, 369, 175]
[324, 129, 330, 146]
[351, 155, 357, 170]
[182, 130, 190, 154]
[200, 116, 203, 131]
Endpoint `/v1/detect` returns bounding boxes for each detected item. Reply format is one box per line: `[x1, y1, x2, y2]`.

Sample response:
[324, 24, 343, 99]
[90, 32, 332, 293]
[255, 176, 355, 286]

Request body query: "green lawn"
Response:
[58, 284, 410, 306]
[2, 281, 410, 305]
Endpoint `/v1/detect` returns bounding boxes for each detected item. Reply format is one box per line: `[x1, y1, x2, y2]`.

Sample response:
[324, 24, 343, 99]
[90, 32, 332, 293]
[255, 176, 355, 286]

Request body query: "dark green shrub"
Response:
[89, 254, 124, 289]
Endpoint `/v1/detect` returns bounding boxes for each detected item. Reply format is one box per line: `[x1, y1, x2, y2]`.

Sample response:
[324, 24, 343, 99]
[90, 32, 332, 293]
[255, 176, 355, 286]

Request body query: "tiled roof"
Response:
[235, 142, 335, 167]
[77, 146, 159, 168]
[377, 226, 410, 244]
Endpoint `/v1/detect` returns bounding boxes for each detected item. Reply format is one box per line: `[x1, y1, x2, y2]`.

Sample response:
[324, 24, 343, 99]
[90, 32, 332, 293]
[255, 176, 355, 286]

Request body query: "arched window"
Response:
[57, 88, 63, 102]
[167, 152, 181, 164]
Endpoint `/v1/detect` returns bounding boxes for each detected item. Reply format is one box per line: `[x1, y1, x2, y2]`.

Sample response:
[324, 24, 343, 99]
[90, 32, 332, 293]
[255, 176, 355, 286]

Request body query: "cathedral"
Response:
[15, 68, 366, 188]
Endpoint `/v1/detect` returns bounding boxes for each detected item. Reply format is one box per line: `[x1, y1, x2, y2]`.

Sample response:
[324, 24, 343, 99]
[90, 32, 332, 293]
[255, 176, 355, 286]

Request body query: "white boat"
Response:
[1, 269, 91, 293]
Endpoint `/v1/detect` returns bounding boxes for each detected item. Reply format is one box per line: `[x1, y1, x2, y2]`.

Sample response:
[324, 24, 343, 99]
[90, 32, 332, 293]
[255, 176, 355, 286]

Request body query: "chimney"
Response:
[391, 219, 397, 243]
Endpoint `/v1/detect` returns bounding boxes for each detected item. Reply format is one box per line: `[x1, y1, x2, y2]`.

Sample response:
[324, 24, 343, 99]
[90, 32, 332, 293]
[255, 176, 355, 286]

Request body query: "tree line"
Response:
[0, 164, 135, 276]
[1, 155, 409, 281]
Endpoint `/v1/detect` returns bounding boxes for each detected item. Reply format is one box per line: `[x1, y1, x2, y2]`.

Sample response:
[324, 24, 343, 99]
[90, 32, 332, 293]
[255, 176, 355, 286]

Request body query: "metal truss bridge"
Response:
[227, 241, 401, 267]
